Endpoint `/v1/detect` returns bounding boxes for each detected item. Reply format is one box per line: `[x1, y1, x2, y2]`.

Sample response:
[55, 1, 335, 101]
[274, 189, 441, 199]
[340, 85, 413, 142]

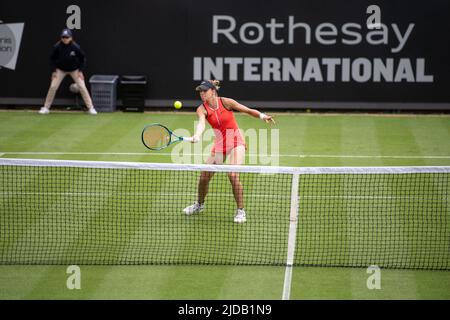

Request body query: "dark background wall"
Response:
[1, 0, 449, 108]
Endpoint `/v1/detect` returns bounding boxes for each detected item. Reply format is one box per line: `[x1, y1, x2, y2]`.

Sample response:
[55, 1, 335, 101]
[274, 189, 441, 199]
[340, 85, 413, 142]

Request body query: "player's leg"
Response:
[69, 70, 97, 114]
[183, 150, 223, 215]
[40, 69, 66, 113]
[197, 151, 224, 203]
[227, 145, 245, 207]
[227, 145, 246, 223]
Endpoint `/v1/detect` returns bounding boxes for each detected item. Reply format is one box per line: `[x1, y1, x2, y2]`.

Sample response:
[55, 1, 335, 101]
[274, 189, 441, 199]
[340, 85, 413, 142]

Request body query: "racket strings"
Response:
[143, 126, 171, 149]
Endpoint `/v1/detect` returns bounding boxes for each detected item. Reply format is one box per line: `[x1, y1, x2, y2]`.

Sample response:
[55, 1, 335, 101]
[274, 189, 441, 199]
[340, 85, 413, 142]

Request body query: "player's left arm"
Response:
[222, 97, 275, 124]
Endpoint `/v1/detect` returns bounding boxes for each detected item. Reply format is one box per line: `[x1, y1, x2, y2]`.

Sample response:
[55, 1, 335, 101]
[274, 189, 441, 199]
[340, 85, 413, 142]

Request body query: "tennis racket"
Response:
[141, 123, 193, 150]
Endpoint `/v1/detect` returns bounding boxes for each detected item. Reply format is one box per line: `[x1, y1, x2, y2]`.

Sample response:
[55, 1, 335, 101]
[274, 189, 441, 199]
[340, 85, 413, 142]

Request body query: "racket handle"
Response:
[183, 136, 194, 142]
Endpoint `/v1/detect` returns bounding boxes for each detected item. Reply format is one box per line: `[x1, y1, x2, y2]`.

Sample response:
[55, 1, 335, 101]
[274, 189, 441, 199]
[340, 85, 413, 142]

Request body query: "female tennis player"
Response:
[183, 80, 274, 223]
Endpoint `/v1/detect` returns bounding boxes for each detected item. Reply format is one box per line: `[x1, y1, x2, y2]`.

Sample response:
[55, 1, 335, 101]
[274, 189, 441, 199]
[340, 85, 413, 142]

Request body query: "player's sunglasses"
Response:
[61, 36, 70, 39]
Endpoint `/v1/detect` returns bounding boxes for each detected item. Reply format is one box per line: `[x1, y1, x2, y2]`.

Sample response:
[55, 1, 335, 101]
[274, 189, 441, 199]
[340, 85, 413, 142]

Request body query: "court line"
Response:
[0, 192, 445, 200]
[282, 173, 300, 300]
[1, 151, 450, 159]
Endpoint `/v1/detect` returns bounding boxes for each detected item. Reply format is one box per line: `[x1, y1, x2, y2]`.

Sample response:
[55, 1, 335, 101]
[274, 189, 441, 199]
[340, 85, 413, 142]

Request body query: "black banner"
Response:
[0, 0, 449, 106]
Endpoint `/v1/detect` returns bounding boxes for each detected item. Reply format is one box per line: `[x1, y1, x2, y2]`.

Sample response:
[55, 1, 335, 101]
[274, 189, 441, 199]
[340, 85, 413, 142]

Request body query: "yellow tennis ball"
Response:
[174, 101, 182, 109]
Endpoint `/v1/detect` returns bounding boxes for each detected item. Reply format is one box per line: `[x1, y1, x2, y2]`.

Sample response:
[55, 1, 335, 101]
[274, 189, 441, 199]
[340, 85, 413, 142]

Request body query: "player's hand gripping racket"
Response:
[141, 123, 194, 150]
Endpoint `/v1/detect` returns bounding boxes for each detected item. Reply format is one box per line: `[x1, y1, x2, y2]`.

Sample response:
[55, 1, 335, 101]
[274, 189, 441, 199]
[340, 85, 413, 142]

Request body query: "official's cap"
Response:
[61, 28, 73, 38]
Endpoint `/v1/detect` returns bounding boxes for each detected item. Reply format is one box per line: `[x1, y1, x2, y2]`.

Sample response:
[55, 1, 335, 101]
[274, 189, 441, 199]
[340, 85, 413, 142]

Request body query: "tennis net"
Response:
[0, 158, 449, 270]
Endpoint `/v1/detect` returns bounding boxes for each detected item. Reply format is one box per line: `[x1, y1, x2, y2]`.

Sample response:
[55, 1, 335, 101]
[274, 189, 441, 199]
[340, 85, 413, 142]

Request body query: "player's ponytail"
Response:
[210, 80, 221, 91]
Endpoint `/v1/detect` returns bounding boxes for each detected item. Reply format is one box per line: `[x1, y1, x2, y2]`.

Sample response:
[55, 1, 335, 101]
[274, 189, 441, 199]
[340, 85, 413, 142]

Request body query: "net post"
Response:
[282, 173, 300, 300]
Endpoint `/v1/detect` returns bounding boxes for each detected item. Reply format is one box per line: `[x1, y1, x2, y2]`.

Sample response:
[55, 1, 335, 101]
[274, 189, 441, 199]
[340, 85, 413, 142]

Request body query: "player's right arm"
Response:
[192, 105, 207, 143]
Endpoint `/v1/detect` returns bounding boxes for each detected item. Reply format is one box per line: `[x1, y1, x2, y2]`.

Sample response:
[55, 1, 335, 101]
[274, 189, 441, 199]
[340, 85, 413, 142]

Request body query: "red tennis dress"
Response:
[203, 98, 245, 155]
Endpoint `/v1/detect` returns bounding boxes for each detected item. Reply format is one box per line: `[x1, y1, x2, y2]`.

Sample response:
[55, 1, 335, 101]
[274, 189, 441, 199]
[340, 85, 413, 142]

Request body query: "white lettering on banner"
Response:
[266, 18, 285, 45]
[203, 15, 431, 84]
[225, 57, 243, 81]
[193, 57, 434, 83]
[315, 23, 338, 45]
[342, 59, 350, 82]
[212, 15, 415, 53]
[203, 57, 223, 80]
[212, 15, 238, 44]
[288, 16, 311, 44]
[366, 24, 388, 46]
[282, 58, 302, 81]
[395, 59, 415, 82]
[240, 22, 264, 44]
[416, 58, 434, 82]
[303, 58, 323, 82]
[352, 58, 372, 83]
[322, 58, 341, 82]
[391, 24, 415, 53]
[262, 58, 281, 81]
[374, 58, 394, 82]
[244, 58, 261, 81]
[193, 57, 202, 80]
[341, 23, 362, 45]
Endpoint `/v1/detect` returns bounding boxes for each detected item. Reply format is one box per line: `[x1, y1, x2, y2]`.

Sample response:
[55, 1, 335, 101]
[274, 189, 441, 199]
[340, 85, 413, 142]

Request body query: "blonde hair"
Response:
[209, 80, 221, 91]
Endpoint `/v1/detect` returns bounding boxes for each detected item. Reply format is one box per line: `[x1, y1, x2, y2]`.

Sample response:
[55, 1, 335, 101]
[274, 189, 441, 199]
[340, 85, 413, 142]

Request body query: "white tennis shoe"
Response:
[183, 202, 204, 215]
[88, 107, 98, 115]
[38, 107, 50, 114]
[234, 208, 247, 224]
